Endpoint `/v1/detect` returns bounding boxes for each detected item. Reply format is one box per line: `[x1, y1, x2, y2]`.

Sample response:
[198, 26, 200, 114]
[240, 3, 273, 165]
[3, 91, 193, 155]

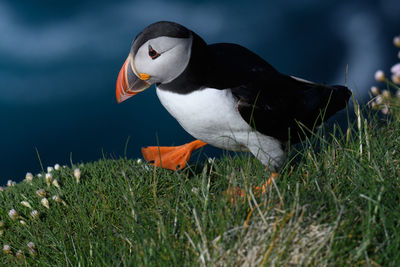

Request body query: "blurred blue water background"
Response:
[0, 0, 399, 184]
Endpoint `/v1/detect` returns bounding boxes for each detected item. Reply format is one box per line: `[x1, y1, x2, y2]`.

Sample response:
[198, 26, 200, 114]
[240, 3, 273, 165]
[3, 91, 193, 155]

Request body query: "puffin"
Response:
[116, 21, 351, 174]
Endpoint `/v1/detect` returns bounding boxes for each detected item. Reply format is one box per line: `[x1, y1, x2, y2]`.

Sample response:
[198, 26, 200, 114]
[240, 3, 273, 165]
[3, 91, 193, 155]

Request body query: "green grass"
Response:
[1, 103, 400, 266]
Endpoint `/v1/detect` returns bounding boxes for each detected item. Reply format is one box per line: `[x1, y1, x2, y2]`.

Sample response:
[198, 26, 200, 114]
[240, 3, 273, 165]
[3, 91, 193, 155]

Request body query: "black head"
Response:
[131, 21, 192, 56]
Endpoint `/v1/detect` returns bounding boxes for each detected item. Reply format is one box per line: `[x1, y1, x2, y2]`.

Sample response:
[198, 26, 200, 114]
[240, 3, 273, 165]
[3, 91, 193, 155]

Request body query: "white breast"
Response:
[156, 87, 249, 151]
[155, 87, 285, 169]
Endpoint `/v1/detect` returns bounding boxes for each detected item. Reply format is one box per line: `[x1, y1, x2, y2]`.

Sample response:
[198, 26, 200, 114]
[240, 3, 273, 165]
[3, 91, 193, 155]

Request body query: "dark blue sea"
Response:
[1, 0, 399, 184]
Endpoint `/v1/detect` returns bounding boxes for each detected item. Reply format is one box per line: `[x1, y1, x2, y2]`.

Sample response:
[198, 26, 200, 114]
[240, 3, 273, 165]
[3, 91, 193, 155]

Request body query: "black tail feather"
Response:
[324, 85, 352, 119]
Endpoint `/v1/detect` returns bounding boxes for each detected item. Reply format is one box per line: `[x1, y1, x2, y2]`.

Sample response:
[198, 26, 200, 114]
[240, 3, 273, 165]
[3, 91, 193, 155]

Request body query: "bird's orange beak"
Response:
[116, 55, 151, 103]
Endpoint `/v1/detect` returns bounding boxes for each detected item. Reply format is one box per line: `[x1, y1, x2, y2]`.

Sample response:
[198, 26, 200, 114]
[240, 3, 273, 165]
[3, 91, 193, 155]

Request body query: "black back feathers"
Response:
[204, 42, 351, 143]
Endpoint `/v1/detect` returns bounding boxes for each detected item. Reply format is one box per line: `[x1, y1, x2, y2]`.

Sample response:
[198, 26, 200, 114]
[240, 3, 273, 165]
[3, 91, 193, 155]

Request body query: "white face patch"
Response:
[133, 36, 193, 84]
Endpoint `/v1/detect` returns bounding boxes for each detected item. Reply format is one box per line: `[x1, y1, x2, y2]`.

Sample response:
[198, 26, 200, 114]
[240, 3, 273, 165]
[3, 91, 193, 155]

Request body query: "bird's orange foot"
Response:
[224, 172, 278, 203]
[141, 140, 207, 171]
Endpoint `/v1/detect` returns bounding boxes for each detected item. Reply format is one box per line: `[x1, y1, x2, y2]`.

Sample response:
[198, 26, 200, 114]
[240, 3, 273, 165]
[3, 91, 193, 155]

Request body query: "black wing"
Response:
[205, 43, 351, 143]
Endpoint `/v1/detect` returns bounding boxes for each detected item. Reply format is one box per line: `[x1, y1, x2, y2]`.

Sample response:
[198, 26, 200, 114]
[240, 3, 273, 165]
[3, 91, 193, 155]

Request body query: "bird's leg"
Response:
[141, 140, 207, 170]
[225, 171, 278, 203]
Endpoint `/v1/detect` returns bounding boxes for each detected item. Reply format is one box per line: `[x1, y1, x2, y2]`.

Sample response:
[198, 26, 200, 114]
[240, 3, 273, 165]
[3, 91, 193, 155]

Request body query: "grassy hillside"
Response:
[1, 96, 400, 266]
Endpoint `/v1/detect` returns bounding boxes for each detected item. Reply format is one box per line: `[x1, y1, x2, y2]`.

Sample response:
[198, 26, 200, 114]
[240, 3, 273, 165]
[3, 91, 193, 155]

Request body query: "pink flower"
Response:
[391, 63, 400, 76]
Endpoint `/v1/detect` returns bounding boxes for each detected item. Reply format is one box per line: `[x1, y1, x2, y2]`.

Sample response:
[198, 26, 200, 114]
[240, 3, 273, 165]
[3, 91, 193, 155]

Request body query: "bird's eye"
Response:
[148, 45, 160, 60]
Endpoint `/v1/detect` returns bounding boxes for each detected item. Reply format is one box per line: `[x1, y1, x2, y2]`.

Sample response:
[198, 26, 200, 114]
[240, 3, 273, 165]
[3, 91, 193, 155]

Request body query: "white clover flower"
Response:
[381, 105, 389, 115]
[7, 180, 15, 187]
[45, 173, 52, 186]
[37, 173, 42, 178]
[25, 172, 34, 182]
[36, 189, 46, 197]
[27, 242, 35, 249]
[375, 70, 385, 82]
[382, 90, 391, 99]
[30, 210, 39, 219]
[63, 165, 67, 168]
[375, 95, 383, 105]
[19, 220, 27, 226]
[0, 186, 4, 192]
[370, 86, 379, 96]
[8, 209, 18, 220]
[52, 179, 60, 189]
[3, 244, 11, 254]
[136, 158, 142, 164]
[74, 168, 81, 183]
[15, 250, 23, 259]
[52, 195, 61, 202]
[54, 164, 61, 171]
[47, 166, 54, 173]
[0, 220, 4, 227]
[20, 201, 32, 209]
[41, 198, 50, 209]
[52, 195, 67, 206]
[191, 187, 199, 195]
[394, 36, 400, 48]
[27, 242, 36, 256]
[391, 63, 400, 85]
[392, 74, 400, 85]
